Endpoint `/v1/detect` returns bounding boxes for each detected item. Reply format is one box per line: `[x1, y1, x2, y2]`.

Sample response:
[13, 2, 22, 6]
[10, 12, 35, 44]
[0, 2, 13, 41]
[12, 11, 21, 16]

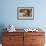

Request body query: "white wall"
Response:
[0, 0, 46, 29]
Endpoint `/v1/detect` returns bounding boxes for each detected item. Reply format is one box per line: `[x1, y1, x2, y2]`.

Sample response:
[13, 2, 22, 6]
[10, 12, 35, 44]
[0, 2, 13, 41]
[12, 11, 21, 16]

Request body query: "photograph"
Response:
[17, 7, 34, 20]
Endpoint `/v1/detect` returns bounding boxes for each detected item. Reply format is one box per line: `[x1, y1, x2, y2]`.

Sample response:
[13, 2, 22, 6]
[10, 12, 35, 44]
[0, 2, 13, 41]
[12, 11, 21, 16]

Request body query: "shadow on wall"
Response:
[0, 24, 7, 43]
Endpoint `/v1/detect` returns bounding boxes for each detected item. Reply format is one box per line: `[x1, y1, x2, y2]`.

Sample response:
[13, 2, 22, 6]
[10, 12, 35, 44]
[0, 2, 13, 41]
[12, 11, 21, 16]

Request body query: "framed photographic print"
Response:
[17, 7, 34, 20]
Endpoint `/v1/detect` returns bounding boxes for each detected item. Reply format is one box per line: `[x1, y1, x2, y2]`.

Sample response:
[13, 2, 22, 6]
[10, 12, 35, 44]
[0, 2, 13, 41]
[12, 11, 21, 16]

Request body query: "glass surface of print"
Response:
[17, 7, 34, 20]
